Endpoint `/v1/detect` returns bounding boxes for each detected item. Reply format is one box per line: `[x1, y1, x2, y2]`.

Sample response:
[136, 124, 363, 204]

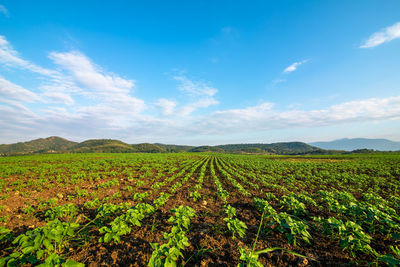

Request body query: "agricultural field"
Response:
[0, 153, 399, 266]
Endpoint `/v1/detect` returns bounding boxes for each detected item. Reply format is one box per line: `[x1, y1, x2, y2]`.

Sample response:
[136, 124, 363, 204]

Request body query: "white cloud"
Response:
[180, 97, 219, 116]
[0, 76, 40, 102]
[0, 36, 147, 138]
[43, 92, 74, 105]
[271, 79, 286, 86]
[0, 5, 8, 17]
[195, 96, 400, 135]
[0, 35, 56, 76]
[49, 51, 145, 114]
[1, 90, 400, 144]
[283, 60, 308, 73]
[49, 51, 134, 94]
[156, 99, 177, 116]
[168, 75, 219, 116]
[173, 75, 217, 97]
[360, 22, 400, 48]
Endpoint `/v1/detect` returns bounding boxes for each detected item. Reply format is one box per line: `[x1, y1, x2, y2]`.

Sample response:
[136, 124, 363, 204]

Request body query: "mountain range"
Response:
[0, 137, 399, 156]
[310, 138, 400, 151]
[0, 136, 329, 156]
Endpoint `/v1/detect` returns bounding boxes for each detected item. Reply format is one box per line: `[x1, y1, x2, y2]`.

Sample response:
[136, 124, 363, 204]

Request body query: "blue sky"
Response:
[1, 1, 400, 145]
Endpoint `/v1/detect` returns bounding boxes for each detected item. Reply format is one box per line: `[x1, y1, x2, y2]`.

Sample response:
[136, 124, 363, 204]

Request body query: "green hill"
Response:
[70, 139, 136, 153]
[0, 137, 337, 155]
[189, 146, 224, 153]
[131, 143, 166, 153]
[216, 142, 325, 155]
[0, 136, 77, 155]
[154, 143, 194, 153]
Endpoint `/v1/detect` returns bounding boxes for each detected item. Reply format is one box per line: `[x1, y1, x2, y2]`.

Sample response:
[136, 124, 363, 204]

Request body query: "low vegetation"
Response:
[0, 152, 399, 266]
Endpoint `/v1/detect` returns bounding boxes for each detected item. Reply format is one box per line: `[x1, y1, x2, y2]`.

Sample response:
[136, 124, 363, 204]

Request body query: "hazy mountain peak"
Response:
[310, 138, 400, 151]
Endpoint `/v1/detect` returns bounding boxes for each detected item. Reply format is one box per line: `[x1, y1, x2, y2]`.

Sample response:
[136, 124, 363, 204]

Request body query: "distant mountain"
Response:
[154, 143, 194, 153]
[216, 142, 325, 155]
[131, 143, 166, 153]
[70, 139, 137, 153]
[0, 136, 77, 154]
[189, 146, 225, 153]
[71, 139, 166, 153]
[310, 138, 400, 151]
[0, 136, 336, 155]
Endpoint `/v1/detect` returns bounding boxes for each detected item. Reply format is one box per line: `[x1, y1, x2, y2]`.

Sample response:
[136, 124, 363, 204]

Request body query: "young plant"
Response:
[148, 206, 196, 266]
[190, 191, 202, 202]
[0, 219, 81, 266]
[99, 203, 155, 244]
[238, 206, 307, 267]
[0, 226, 12, 243]
[44, 204, 78, 221]
[223, 205, 247, 240]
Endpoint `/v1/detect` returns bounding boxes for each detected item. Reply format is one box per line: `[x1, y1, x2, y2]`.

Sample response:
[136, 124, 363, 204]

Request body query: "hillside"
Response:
[216, 142, 326, 155]
[131, 143, 166, 153]
[0, 137, 335, 155]
[310, 138, 400, 151]
[154, 143, 194, 153]
[69, 139, 137, 153]
[0, 136, 77, 155]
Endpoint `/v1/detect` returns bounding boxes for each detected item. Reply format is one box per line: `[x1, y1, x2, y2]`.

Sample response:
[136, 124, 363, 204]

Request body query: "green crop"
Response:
[190, 191, 202, 201]
[99, 203, 155, 244]
[0, 219, 82, 266]
[223, 205, 247, 239]
[45, 204, 78, 221]
[0, 226, 12, 243]
[279, 195, 307, 216]
[148, 206, 196, 266]
[313, 217, 376, 257]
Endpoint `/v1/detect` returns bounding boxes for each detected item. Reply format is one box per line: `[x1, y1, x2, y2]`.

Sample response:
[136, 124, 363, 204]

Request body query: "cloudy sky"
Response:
[1, 1, 400, 145]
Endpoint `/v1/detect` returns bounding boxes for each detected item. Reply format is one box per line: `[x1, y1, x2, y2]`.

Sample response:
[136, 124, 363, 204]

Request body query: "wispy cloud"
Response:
[194, 96, 400, 135]
[42, 91, 75, 105]
[49, 51, 145, 115]
[0, 5, 9, 17]
[173, 75, 217, 97]
[283, 60, 308, 73]
[270, 79, 286, 87]
[168, 75, 219, 116]
[156, 98, 177, 116]
[3, 94, 399, 144]
[0, 35, 56, 76]
[0, 36, 146, 131]
[360, 22, 400, 48]
[49, 51, 135, 95]
[180, 97, 219, 116]
[0, 76, 40, 102]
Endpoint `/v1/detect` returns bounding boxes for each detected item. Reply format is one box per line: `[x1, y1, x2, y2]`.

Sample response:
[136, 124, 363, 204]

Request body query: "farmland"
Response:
[0, 153, 399, 266]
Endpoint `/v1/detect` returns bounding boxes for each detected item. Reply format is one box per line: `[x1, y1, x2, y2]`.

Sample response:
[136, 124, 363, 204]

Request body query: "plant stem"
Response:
[252, 211, 265, 254]
[76, 217, 98, 235]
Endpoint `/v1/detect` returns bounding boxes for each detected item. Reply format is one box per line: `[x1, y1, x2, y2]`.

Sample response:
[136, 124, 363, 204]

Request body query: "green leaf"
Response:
[9, 252, 21, 258]
[104, 233, 112, 243]
[63, 259, 85, 267]
[21, 246, 35, 254]
[36, 249, 45, 260]
[379, 254, 400, 267]
[43, 239, 54, 251]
